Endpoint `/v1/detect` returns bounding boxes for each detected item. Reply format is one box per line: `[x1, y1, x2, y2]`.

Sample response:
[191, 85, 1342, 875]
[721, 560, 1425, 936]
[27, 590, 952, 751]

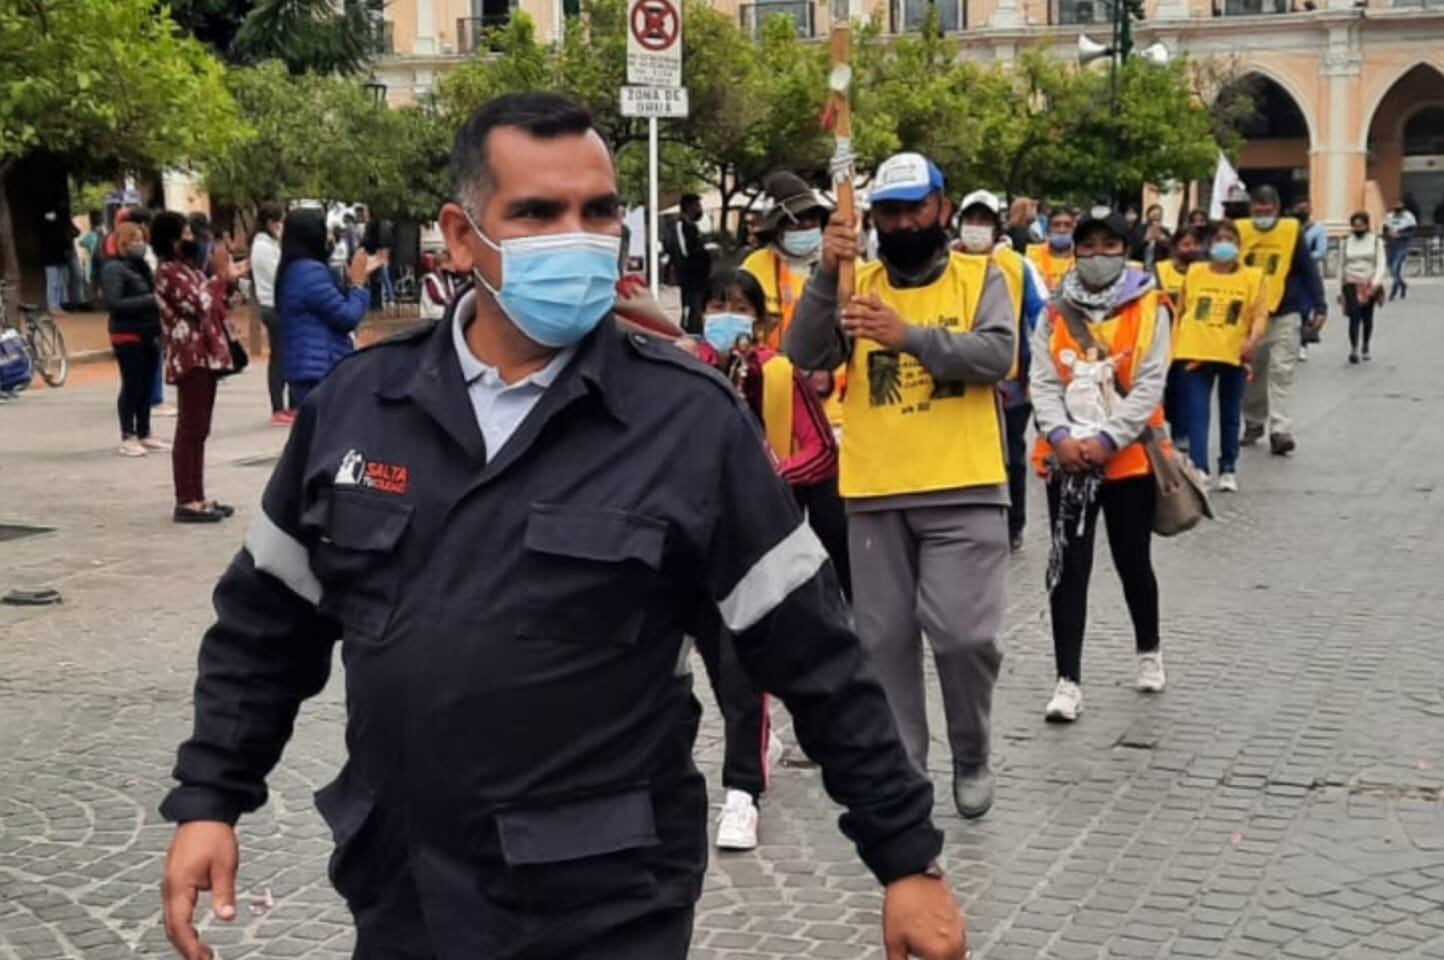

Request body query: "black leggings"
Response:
[113, 338, 160, 440]
[260, 307, 289, 413]
[1005, 402, 1032, 539]
[1343, 283, 1376, 351]
[794, 475, 851, 602]
[1046, 475, 1159, 683]
[694, 610, 768, 799]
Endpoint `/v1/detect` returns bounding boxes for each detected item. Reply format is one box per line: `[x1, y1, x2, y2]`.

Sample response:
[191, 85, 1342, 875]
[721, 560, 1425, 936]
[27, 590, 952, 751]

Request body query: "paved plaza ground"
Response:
[2, 287, 1443, 959]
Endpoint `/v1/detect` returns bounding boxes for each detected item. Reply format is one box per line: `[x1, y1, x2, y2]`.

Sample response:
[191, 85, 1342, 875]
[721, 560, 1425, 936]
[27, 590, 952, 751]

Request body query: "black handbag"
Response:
[221, 323, 249, 378]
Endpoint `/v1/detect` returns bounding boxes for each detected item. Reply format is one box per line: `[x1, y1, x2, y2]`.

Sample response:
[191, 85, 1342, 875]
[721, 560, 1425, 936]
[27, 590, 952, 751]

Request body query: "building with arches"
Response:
[375, 0, 1444, 231]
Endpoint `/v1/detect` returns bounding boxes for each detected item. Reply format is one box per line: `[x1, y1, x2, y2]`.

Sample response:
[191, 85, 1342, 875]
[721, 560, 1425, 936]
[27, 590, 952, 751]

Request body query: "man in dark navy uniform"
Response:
[160, 93, 965, 960]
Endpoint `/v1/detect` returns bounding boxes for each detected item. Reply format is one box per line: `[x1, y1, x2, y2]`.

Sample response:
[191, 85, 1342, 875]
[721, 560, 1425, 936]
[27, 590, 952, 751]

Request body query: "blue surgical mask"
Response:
[1209, 241, 1239, 263]
[1048, 234, 1074, 254]
[1251, 215, 1278, 232]
[703, 312, 753, 354]
[780, 227, 822, 260]
[466, 213, 621, 348]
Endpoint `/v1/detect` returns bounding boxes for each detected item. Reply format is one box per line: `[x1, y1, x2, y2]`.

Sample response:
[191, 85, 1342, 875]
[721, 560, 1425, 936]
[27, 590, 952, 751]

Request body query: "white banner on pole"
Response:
[626, 0, 683, 88]
[620, 85, 690, 118]
[1209, 152, 1245, 220]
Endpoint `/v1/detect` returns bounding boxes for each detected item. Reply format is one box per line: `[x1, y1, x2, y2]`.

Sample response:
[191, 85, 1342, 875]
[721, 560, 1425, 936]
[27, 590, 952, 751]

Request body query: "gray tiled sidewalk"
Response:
[2, 288, 1442, 959]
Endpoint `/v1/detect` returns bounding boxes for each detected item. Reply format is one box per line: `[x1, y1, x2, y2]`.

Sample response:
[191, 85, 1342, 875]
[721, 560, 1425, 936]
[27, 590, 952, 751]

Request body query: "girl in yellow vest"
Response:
[692, 268, 850, 851]
[1174, 220, 1269, 493]
[1030, 207, 1172, 723]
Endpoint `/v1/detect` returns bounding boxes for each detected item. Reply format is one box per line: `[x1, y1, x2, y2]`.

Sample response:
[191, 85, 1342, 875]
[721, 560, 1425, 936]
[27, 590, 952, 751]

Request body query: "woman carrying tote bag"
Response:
[1340, 211, 1388, 364]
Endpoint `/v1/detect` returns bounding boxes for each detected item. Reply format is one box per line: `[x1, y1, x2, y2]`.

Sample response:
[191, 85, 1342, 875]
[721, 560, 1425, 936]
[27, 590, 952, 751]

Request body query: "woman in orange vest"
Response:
[1029, 207, 1172, 724]
[689, 268, 847, 852]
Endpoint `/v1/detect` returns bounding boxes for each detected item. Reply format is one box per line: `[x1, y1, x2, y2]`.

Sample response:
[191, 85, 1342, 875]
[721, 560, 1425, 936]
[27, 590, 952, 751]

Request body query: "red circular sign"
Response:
[631, 0, 679, 52]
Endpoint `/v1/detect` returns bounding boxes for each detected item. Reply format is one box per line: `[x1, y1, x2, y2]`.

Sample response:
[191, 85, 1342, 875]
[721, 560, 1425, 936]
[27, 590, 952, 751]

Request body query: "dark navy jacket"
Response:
[278, 259, 369, 384]
[161, 310, 940, 959]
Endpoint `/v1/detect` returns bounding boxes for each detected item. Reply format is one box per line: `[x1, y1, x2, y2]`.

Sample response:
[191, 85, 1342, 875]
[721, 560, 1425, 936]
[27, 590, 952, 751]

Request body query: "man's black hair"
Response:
[451, 92, 596, 210]
[257, 202, 284, 231]
[1251, 184, 1281, 207]
[681, 193, 702, 209]
[127, 207, 154, 227]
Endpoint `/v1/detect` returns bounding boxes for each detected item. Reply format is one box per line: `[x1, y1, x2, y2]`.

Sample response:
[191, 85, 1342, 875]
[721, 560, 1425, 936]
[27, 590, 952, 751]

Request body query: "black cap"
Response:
[1073, 203, 1131, 243]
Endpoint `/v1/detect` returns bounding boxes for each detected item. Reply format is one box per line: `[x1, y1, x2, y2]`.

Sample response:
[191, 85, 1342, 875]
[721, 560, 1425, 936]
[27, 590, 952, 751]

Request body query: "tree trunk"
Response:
[0, 158, 20, 319]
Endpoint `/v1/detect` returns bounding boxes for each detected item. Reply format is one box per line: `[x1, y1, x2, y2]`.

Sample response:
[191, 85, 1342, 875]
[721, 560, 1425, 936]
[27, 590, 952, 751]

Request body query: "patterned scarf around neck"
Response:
[1060, 268, 1125, 317]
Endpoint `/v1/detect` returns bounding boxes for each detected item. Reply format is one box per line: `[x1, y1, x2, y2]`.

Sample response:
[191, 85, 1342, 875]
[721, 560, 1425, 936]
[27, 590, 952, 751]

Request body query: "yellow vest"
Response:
[1173, 262, 1266, 366]
[1155, 259, 1187, 307]
[840, 254, 1007, 499]
[760, 355, 795, 462]
[961, 247, 1025, 379]
[1236, 218, 1299, 314]
[1026, 243, 1073, 290]
[742, 247, 811, 349]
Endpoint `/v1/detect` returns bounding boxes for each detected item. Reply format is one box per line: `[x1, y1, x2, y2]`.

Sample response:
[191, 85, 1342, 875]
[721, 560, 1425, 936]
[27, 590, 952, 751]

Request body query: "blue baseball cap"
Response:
[869, 152, 945, 204]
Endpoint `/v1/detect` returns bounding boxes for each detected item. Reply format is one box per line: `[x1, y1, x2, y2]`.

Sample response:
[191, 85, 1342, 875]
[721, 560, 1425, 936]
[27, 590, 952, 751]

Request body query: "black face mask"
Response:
[1352, 228, 1367, 238]
[1175, 249, 1199, 265]
[180, 239, 203, 265]
[877, 224, 947, 273]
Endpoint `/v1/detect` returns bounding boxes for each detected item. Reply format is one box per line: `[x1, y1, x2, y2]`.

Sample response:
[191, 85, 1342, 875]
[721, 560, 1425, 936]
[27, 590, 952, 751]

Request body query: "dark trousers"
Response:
[679, 273, 708, 336]
[260, 307, 289, 412]
[151, 338, 165, 406]
[1004, 402, 1032, 539]
[1046, 475, 1159, 683]
[113, 338, 159, 440]
[173, 370, 218, 505]
[289, 378, 320, 409]
[695, 611, 768, 799]
[794, 475, 851, 601]
[1181, 362, 1245, 475]
[1343, 283, 1376, 351]
[1163, 363, 1188, 446]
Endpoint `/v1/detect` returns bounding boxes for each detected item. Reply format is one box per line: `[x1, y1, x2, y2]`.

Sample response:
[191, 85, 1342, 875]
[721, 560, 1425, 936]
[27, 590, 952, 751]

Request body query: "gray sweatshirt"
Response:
[784, 257, 1016, 513]
[1029, 290, 1171, 453]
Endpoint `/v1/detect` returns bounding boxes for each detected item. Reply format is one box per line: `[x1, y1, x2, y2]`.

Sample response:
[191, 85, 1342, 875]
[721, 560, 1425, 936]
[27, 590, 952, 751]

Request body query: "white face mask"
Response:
[958, 225, 995, 254]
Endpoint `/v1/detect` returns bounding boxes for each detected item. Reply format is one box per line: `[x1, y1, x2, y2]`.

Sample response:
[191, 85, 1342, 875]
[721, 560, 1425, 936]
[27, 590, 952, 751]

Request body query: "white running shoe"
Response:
[1298, 345, 1309, 362]
[140, 436, 172, 452]
[1136, 653, 1167, 693]
[716, 789, 759, 851]
[1217, 472, 1239, 493]
[117, 438, 147, 458]
[1045, 679, 1083, 722]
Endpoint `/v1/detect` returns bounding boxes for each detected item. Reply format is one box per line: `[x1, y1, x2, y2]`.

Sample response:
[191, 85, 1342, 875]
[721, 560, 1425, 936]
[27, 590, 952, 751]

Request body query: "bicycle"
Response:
[0, 282, 69, 387]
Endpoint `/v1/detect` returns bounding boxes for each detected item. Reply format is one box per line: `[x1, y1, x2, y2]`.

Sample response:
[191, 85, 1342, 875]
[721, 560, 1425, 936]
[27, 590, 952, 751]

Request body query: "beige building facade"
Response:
[374, 0, 1444, 231]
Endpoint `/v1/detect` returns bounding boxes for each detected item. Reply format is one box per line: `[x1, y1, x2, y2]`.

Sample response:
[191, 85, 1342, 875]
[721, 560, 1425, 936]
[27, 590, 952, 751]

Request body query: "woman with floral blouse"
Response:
[151, 211, 238, 524]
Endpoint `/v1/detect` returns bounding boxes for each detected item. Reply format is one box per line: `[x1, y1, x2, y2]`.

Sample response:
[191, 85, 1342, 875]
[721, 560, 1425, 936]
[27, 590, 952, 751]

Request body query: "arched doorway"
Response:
[1225, 73, 1313, 209]
[1365, 64, 1444, 225]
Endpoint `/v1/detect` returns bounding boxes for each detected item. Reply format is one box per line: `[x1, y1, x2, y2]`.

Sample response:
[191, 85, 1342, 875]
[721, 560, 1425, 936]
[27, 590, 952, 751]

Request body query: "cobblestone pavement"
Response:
[3, 290, 1443, 960]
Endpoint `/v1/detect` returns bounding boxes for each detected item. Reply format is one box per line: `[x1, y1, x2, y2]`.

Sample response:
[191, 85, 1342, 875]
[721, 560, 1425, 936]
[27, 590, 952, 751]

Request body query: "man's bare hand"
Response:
[1054, 435, 1089, 473]
[162, 822, 239, 960]
[821, 217, 859, 274]
[883, 874, 967, 960]
[1077, 436, 1111, 468]
[842, 293, 908, 350]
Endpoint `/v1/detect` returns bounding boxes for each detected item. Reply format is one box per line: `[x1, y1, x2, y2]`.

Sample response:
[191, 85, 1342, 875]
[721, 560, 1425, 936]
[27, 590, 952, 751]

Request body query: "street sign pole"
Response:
[649, 116, 660, 297]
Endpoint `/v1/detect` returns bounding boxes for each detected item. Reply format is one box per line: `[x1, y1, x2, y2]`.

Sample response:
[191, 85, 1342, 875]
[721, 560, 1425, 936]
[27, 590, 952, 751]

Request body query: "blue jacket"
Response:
[279, 259, 370, 384]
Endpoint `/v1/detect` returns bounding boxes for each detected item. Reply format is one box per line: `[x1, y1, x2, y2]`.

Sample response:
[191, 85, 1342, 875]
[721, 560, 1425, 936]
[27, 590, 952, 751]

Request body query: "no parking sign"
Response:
[626, 0, 682, 88]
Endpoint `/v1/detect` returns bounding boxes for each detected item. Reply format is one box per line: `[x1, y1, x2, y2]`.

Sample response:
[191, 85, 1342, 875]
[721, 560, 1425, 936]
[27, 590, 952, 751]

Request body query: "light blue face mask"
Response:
[465, 213, 621, 348]
[1209, 241, 1239, 263]
[779, 227, 822, 260]
[702, 312, 753, 354]
[1251, 215, 1278, 232]
[1048, 234, 1074, 254]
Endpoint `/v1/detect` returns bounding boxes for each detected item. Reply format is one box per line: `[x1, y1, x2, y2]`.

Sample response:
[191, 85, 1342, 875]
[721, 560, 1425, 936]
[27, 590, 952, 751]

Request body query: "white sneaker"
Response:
[1217, 472, 1239, 493]
[153, 403, 179, 417]
[716, 789, 759, 851]
[140, 436, 172, 452]
[1045, 679, 1083, 722]
[1136, 653, 1167, 693]
[117, 438, 147, 458]
[1298, 345, 1309, 362]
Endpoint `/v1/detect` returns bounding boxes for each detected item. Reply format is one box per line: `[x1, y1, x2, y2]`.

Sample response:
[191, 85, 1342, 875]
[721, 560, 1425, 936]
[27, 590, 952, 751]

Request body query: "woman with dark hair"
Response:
[101, 221, 165, 458]
[152, 210, 238, 523]
[276, 208, 375, 407]
[1340, 211, 1387, 363]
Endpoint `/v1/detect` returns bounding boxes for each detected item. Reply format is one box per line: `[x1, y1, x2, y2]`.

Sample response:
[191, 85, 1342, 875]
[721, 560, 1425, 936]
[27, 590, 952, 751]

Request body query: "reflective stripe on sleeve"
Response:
[717, 521, 829, 634]
[245, 508, 321, 606]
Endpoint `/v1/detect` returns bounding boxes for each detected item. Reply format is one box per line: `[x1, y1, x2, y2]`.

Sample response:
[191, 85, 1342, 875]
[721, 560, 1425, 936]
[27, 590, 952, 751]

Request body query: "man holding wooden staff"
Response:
[786, 152, 1016, 820]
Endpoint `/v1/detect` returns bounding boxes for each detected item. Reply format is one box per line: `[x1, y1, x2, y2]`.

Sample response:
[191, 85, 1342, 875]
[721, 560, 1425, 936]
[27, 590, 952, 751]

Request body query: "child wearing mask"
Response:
[1173, 220, 1269, 493]
[691, 268, 847, 852]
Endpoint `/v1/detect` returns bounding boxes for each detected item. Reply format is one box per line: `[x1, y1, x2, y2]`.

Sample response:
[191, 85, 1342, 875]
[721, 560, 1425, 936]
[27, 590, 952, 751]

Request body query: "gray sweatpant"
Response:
[848, 504, 1008, 774]
[1244, 311, 1302, 437]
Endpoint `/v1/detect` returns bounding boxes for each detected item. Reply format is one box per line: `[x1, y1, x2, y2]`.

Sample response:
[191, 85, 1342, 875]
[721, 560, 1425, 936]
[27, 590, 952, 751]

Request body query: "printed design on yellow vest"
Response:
[1190, 294, 1244, 327]
[868, 352, 904, 406]
[1236, 218, 1298, 314]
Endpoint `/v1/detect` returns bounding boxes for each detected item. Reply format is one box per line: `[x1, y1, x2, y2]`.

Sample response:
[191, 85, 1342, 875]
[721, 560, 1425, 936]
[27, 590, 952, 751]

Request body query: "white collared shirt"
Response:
[451, 290, 576, 458]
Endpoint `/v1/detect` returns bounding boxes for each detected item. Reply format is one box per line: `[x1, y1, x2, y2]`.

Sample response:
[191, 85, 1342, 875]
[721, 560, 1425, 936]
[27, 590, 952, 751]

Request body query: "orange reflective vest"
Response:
[1030, 290, 1169, 482]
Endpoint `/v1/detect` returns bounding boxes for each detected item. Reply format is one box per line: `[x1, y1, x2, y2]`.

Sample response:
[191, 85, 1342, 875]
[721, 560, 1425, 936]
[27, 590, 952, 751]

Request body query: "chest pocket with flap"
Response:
[312, 488, 413, 644]
[518, 504, 666, 645]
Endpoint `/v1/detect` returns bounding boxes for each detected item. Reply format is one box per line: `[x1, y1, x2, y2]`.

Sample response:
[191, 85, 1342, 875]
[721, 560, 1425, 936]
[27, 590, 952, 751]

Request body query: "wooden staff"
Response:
[826, 0, 856, 300]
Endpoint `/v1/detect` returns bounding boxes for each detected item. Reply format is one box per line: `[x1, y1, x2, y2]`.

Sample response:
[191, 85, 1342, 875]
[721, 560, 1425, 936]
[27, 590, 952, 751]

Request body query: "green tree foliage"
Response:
[0, 0, 240, 299]
[171, 0, 385, 74]
[201, 62, 451, 224]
